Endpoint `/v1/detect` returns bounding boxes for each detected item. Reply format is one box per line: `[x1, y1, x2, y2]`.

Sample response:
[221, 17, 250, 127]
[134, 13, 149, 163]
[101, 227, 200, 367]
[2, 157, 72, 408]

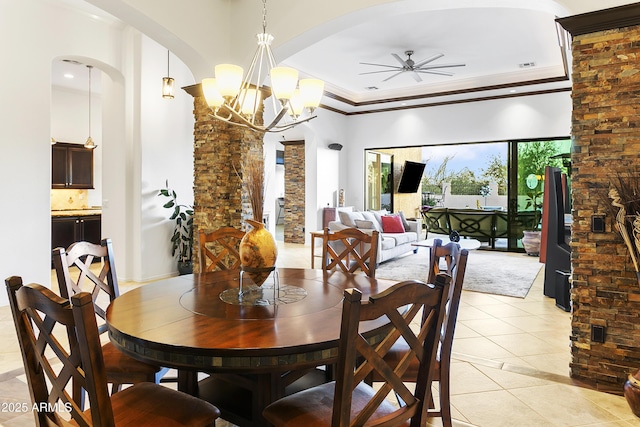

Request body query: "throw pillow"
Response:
[360, 211, 383, 232]
[381, 214, 405, 233]
[355, 219, 375, 230]
[369, 209, 389, 227]
[398, 211, 411, 231]
[338, 210, 364, 227]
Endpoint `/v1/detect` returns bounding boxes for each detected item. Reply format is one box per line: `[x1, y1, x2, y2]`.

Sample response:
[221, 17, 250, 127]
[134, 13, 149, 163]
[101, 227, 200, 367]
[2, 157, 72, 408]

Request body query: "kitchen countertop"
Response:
[51, 208, 102, 217]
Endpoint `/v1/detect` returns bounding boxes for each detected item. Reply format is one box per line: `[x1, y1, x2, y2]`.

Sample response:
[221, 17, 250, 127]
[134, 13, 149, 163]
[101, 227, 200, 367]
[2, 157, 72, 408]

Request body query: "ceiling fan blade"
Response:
[359, 62, 403, 69]
[391, 53, 409, 67]
[414, 53, 444, 68]
[411, 71, 422, 82]
[418, 63, 466, 70]
[416, 69, 454, 77]
[359, 69, 403, 75]
[383, 71, 405, 82]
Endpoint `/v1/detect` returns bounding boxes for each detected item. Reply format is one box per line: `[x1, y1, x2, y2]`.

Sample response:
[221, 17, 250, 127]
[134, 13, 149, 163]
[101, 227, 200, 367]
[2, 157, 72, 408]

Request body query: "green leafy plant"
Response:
[159, 188, 194, 262]
[524, 189, 543, 230]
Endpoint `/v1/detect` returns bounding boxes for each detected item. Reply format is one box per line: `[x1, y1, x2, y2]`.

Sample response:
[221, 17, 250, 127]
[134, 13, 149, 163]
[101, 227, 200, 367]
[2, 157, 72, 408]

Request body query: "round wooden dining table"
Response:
[106, 268, 397, 427]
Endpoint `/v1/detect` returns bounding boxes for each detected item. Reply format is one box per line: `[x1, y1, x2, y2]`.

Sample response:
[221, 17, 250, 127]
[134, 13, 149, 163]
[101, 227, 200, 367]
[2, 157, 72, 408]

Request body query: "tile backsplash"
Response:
[51, 189, 89, 210]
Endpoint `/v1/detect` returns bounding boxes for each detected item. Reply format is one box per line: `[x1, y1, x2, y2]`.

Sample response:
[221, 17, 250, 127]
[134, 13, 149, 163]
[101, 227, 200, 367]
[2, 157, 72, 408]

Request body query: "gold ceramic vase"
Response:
[239, 219, 278, 286]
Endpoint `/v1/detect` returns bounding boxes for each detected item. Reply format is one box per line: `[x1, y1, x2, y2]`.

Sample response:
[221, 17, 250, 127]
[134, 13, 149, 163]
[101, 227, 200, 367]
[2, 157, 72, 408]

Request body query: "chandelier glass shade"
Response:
[201, 1, 323, 133]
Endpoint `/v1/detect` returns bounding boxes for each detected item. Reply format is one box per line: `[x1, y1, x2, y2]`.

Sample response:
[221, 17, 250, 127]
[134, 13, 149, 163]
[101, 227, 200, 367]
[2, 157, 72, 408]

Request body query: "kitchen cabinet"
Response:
[52, 142, 94, 189]
[51, 214, 101, 253]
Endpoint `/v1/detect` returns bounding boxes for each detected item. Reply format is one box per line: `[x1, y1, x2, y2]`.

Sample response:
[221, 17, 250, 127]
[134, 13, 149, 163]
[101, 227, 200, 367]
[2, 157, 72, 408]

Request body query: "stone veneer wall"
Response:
[185, 85, 264, 272]
[560, 6, 640, 391]
[282, 141, 305, 243]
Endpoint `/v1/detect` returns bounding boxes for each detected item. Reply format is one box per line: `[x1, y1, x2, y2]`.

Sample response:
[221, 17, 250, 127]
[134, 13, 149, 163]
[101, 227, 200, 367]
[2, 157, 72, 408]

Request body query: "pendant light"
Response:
[162, 50, 175, 99]
[84, 65, 97, 149]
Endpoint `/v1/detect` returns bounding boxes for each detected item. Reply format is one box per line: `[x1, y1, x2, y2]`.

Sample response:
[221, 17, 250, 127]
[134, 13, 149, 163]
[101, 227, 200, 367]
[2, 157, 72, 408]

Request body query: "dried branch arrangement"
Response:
[242, 150, 265, 222]
[609, 173, 640, 273]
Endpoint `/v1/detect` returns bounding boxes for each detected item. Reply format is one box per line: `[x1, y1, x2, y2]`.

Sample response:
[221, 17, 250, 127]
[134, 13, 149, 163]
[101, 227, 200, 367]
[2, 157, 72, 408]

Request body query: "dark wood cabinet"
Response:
[51, 215, 102, 252]
[52, 142, 94, 189]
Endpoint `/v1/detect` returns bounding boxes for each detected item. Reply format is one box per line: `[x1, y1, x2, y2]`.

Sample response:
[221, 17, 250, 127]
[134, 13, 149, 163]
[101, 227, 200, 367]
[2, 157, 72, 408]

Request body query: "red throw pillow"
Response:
[381, 214, 404, 233]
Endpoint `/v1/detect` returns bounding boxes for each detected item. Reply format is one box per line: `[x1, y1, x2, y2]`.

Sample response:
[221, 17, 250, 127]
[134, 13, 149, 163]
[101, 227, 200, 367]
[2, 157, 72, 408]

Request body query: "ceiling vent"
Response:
[519, 62, 536, 68]
[365, 86, 379, 90]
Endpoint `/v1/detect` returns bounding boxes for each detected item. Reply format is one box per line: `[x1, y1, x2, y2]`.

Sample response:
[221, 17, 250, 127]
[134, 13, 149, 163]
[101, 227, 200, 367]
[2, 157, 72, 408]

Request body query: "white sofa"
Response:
[328, 207, 421, 264]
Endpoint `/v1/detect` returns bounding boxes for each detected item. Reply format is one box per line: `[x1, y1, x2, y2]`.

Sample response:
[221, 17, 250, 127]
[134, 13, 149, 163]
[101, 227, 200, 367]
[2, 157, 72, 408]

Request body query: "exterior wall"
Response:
[566, 13, 640, 390]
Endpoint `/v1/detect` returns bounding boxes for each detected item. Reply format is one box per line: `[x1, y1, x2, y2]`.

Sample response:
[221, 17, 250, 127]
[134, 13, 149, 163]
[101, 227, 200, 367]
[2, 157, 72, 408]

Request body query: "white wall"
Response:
[344, 92, 572, 211]
[138, 36, 195, 281]
[0, 1, 196, 306]
[0, 0, 126, 306]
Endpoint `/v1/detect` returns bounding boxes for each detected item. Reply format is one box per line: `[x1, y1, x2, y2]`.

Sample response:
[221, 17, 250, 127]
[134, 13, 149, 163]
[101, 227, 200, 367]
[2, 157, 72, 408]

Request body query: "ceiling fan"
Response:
[360, 50, 466, 82]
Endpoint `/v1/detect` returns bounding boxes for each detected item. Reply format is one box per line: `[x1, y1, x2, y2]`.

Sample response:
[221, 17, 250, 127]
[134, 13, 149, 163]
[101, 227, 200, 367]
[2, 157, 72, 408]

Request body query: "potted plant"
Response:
[159, 187, 194, 275]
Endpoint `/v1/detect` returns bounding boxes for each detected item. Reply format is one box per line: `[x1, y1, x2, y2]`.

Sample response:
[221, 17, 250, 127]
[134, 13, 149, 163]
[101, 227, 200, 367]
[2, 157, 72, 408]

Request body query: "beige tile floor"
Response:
[1, 241, 639, 426]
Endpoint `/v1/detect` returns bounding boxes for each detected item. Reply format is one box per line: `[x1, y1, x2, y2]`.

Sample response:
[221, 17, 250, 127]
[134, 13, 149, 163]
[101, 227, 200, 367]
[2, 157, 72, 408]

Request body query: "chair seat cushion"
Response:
[101, 341, 160, 378]
[106, 382, 220, 426]
[263, 381, 407, 427]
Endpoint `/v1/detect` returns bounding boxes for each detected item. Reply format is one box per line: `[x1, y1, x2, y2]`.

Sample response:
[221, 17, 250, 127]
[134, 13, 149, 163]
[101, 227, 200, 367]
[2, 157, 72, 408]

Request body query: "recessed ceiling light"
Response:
[64, 73, 74, 79]
[509, 89, 517, 93]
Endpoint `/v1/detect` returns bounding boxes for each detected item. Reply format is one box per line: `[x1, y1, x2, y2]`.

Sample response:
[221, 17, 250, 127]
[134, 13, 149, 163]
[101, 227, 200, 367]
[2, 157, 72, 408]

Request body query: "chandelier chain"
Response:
[262, 0, 267, 33]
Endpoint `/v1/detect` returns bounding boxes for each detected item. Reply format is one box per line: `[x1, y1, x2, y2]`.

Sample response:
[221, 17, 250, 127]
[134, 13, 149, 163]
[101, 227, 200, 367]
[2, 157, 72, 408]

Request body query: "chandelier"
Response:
[201, 0, 324, 133]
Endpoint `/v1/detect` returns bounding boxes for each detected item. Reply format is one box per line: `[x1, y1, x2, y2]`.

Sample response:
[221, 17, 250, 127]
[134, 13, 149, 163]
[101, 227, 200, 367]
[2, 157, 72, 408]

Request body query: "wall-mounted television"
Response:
[276, 150, 284, 165]
[397, 161, 426, 193]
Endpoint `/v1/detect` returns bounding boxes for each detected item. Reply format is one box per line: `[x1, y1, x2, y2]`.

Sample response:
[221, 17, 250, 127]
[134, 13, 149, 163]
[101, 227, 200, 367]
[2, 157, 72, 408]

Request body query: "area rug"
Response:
[375, 248, 543, 298]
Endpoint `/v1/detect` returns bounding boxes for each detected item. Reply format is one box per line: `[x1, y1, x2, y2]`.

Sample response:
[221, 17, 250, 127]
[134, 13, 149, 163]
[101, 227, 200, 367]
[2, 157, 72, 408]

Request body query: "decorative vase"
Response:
[522, 230, 541, 256]
[239, 219, 278, 286]
[624, 369, 640, 418]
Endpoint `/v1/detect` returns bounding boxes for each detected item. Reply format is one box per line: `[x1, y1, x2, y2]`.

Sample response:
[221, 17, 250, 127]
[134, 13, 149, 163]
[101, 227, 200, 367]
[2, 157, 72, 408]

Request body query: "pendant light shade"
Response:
[162, 50, 175, 99]
[84, 65, 97, 149]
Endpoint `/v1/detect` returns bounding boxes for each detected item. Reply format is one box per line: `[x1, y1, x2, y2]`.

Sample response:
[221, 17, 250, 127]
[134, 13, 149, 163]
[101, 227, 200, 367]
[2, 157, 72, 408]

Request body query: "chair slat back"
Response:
[6, 276, 114, 427]
[198, 227, 245, 272]
[322, 227, 379, 278]
[52, 238, 118, 335]
[333, 274, 451, 427]
[426, 239, 469, 362]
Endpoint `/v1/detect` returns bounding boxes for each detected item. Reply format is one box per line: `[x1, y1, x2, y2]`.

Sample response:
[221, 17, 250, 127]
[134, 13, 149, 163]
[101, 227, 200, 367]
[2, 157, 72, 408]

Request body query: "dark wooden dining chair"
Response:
[5, 276, 220, 427]
[52, 238, 167, 400]
[263, 274, 451, 427]
[198, 227, 245, 272]
[322, 227, 379, 278]
[367, 238, 469, 427]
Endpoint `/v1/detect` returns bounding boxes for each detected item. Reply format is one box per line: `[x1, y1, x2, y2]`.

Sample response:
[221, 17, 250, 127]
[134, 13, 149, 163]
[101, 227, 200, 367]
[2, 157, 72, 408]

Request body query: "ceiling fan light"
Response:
[299, 78, 324, 108]
[271, 67, 298, 101]
[240, 88, 261, 116]
[202, 78, 225, 108]
[215, 64, 244, 98]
